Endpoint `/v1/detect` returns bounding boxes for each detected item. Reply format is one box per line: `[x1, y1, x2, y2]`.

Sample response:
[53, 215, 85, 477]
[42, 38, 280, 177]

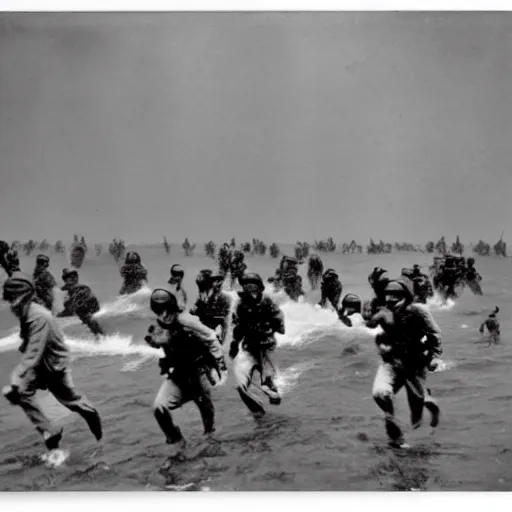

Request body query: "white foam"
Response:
[52, 286, 151, 330]
[274, 299, 379, 349]
[120, 354, 155, 372]
[427, 293, 456, 311]
[94, 286, 152, 319]
[223, 287, 379, 349]
[41, 449, 70, 468]
[432, 359, 456, 372]
[67, 332, 161, 359]
[0, 330, 22, 352]
[275, 361, 317, 395]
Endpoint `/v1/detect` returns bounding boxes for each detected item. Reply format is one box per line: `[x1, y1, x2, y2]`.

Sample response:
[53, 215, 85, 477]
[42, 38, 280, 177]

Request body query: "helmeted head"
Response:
[323, 268, 339, 281]
[211, 272, 224, 292]
[412, 264, 421, 274]
[35, 254, 50, 269]
[168, 264, 184, 285]
[150, 288, 180, 324]
[467, 257, 475, 266]
[62, 268, 79, 287]
[125, 251, 141, 265]
[233, 250, 244, 261]
[2, 271, 35, 314]
[489, 306, 499, 318]
[341, 293, 362, 315]
[282, 256, 298, 270]
[2, 248, 20, 273]
[368, 267, 389, 292]
[444, 255, 456, 267]
[384, 279, 414, 311]
[239, 272, 265, 303]
[196, 269, 213, 293]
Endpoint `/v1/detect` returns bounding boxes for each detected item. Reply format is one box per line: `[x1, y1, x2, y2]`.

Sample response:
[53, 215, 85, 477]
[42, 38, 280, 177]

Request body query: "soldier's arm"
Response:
[189, 298, 201, 317]
[11, 315, 50, 385]
[413, 304, 442, 356]
[267, 299, 285, 335]
[318, 284, 327, 307]
[179, 312, 224, 361]
[212, 295, 231, 343]
[365, 309, 384, 329]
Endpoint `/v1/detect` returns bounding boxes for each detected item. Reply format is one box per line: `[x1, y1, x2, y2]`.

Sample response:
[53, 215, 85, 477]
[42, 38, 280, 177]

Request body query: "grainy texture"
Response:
[1, 249, 511, 491]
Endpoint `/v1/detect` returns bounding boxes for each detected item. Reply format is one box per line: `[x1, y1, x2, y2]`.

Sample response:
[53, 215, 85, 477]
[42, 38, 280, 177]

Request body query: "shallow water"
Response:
[1, 247, 512, 491]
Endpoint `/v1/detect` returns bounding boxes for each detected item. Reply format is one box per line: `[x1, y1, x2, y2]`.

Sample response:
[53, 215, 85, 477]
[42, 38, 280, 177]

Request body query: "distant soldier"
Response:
[479, 307, 500, 345]
[307, 254, 324, 290]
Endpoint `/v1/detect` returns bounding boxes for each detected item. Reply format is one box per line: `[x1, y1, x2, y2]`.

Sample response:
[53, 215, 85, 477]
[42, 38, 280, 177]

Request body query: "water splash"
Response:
[427, 293, 456, 311]
[52, 286, 152, 331]
[67, 332, 161, 359]
[222, 286, 380, 349]
[0, 327, 25, 352]
[95, 286, 152, 319]
[433, 359, 456, 372]
[0, 285, 451, 380]
[275, 361, 317, 395]
[275, 300, 379, 349]
[120, 354, 155, 372]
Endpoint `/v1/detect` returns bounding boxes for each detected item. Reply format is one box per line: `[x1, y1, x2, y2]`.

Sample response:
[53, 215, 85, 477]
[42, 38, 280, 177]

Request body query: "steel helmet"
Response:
[125, 251, 141, 265]
[3, 272, 35, 302]
[341, 293, 362, 313]
[196, 269, 213, 290]
[168, 264, 184, 284]
[211, 272, 224, 282]
[36, 254, 50, 266]
[170, 264, 184, 277]
[150, 289, 179, 316]
[62, 268, 79, 280]
[239, 272, 265, 291]
[384, 279, 414, 301]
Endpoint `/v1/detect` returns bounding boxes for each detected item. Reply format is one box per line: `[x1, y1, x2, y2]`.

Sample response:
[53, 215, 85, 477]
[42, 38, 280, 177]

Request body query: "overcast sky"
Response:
[0, 12, 511, 245]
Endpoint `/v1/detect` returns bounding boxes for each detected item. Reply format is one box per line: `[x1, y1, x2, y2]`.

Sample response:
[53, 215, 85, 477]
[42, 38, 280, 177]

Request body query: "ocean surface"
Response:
[1, 245, 512, 492]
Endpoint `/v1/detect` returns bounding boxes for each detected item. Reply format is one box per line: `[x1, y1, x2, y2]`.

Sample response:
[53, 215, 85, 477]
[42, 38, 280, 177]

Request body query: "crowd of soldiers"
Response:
[0, 239, 489, 455]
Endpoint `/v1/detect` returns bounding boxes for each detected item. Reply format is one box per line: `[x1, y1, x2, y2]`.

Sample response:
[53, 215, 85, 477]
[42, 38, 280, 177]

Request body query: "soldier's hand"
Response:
[339, 314, 353, 328]
[377, 344, 392, 358]
[144, 325, 159, 348]
[427, 360, 439, 372]
[158, 358, 174, 376]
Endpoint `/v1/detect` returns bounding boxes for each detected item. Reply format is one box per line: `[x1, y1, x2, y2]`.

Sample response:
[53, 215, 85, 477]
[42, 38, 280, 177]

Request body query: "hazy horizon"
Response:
[3, 236, 502, 250]
[1, 12, 511, 245]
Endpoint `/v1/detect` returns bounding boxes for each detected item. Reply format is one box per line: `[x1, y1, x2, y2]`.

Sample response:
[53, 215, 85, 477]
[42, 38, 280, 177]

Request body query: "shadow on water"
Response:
[155, 411, 301, 491]
[368, 440, 443, 491]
